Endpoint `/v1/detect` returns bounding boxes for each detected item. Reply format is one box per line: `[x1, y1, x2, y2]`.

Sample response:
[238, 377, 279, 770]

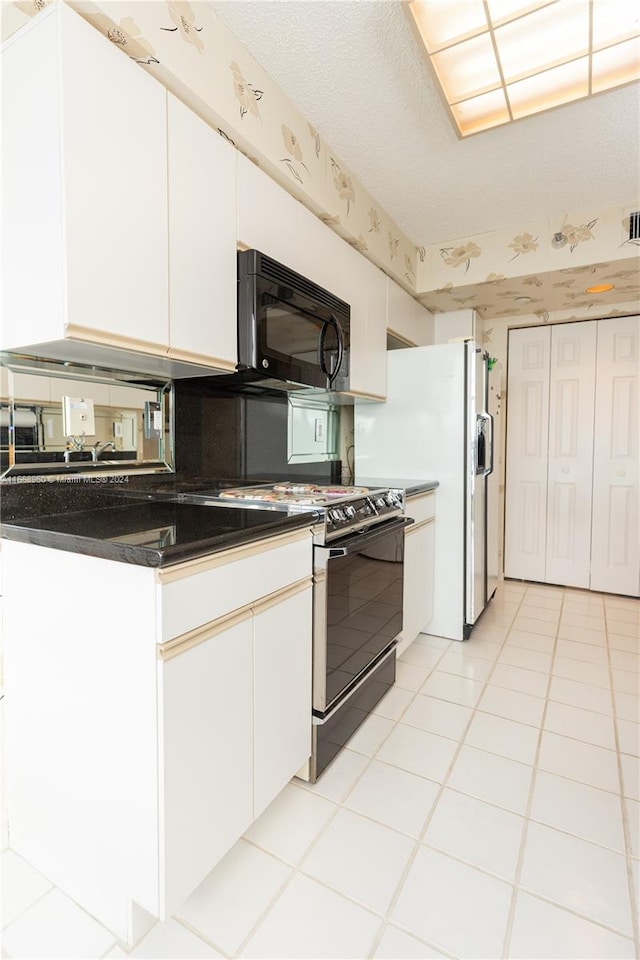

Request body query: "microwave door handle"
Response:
[330, 316, 344, 385]
[318, 315, 343, 386]
[318, 320, 330, 380]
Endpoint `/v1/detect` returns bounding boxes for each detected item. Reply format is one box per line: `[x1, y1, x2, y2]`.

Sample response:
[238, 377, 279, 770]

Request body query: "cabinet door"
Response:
[504, 326, 551, 582]
[253, 584, 312, 817]
[364, 260, 388, 399]
[545, 322, 597, 588]
[60, 4, 169, 349]
[591, 316, 640, 596]
[399, 519, 435, 656]
[387, 280, 434, 347]
[237, 153, 301, 270]
[340, 246, 386, 399]
[2, 8, 66, 350]
[167, 95, 237, 370]
[295, 201, 350, 299]
[159, 614, 254, 917]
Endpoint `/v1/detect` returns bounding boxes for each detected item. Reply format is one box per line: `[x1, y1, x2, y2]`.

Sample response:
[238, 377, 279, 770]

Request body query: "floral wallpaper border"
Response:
[3, 0, 419, 291]
[418, 202, 640, 295]
[4, 1, 638, 316]
[420, 257, 640, 321]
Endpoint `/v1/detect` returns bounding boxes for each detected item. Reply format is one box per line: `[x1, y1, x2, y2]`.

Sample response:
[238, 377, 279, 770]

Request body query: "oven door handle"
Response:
[319, 516, 414, 558]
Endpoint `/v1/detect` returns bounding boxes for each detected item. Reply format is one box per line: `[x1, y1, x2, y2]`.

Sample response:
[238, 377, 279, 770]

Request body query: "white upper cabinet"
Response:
[1, 4, 169, 355]
[237, 154, 303, 270]
[167, 95, 237, 370]
[237, 155, 388, 399]
[341, 249, 387, 399]
[387, 280, 433, 346]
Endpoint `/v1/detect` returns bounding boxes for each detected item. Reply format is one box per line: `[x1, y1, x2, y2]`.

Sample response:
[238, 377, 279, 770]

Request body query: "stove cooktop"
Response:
[179, 482, 405, 542]
[218, 483, 372, 506]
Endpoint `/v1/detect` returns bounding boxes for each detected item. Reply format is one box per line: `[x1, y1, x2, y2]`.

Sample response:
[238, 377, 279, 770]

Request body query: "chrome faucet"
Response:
[63, 435, 86, 463]
[91, 440, 116, 462]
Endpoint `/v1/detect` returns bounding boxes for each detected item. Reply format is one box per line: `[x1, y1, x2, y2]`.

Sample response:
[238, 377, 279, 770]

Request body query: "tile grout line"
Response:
[604, 599, 640, 956]
[171, 691, 412, 960]
[500, 582, 565, 959]
[226, 646, 448, 960]
[365, 583, 529, 959]
[172, 914, 233, 958]
[6, 582, 635, 959]
[0, 880, 55, 935]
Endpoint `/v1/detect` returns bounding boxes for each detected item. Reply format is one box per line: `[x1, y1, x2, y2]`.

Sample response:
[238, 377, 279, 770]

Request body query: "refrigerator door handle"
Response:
[485, 412, 494, 477]
[475, 412, 491, 475]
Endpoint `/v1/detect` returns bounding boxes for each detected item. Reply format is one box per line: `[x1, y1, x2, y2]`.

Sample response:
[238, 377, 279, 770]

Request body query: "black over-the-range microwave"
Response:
[224, 249, 351, 393]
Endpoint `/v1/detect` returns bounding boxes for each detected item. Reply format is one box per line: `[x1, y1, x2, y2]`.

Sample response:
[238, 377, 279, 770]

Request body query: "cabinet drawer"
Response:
[405, 492, 435, 525]
[157, 529, 312, 642]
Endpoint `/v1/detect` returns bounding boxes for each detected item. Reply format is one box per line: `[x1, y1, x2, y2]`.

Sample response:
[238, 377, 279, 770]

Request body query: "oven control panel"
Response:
[324, 490, 404, 539]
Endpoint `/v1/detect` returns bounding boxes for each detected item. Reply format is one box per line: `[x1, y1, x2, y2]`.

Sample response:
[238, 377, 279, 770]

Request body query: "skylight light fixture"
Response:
[406, 0, 640, 136]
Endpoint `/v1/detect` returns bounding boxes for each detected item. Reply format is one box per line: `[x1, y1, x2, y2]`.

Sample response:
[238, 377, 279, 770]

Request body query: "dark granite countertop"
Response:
[354, 477, 439, 497]
[1, 500, 315, 568]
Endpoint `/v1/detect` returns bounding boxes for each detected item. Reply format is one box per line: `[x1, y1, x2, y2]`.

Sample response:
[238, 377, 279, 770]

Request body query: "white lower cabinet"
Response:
[398, 492, 435, 656]
[159, 612, 254, 917]
[253, 587, 312, 817]
[2, 529, 313, 943]
[160, 579, 313, 917]
[156, 550, 313, 918]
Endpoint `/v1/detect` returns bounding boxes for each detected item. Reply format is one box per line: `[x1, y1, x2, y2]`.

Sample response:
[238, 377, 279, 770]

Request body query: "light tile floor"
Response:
[2, 581, 639, 959]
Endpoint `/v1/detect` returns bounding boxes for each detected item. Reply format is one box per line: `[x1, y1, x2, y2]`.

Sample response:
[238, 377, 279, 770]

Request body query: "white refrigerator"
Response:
[355, 341, 500, 641]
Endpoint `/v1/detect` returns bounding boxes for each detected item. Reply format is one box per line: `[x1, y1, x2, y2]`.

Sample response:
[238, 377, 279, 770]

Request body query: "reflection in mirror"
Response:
[287, 395, 339, 464]
[0, 354, 174, 478]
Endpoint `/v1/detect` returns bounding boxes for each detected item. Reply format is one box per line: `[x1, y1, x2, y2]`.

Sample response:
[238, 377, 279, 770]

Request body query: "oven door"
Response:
[313, 516, 412, 716]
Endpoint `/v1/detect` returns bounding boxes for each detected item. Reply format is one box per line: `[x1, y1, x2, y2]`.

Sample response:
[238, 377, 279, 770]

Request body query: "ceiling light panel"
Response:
[592, 0, 640, 49]
[592, 37, 640, 92]
[485, 0, 555, 28]
[407, 0, 640, 137]
[431, 33, 502, 102]
[451, 88, 511, 134]
[409, 0, 488, 52]
[507, 57, 589, 117]
[494, 2, 589, 81]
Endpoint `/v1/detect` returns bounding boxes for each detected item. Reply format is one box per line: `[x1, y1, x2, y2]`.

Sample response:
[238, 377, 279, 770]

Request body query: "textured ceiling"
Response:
[209, 0, 640, 248]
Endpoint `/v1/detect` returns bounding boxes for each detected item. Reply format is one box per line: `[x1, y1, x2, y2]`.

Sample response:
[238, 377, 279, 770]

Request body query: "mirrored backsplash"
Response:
[0, 355, 174, 479]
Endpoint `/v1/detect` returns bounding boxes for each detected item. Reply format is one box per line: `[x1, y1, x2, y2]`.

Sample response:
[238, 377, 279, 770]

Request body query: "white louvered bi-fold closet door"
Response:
[504, 326, 551, 582]
[590, 315, 640, 597]
[545, 321, 597, 588]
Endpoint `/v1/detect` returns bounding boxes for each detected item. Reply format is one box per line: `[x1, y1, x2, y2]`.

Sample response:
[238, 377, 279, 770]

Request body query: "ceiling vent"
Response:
[630, 211, 640, 241]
